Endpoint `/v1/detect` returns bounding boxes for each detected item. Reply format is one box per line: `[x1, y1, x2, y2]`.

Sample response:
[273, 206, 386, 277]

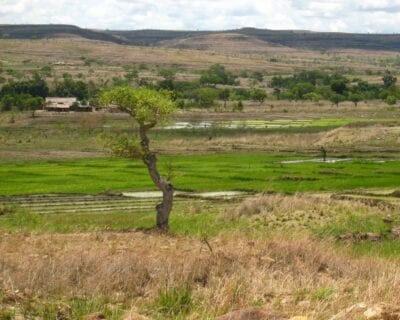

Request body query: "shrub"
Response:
[0, 205, 17, 216]
[232, 100, 244, 112]
[155, 285, 192, 316]
[386, 95, 397, 105]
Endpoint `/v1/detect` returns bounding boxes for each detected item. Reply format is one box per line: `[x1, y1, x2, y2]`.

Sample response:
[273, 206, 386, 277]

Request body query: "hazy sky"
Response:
[1, 0, 400, 33]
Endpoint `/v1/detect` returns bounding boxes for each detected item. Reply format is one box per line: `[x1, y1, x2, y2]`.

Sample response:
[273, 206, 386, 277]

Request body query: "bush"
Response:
[155, 285, 192, 316]
[250, 88, 267, 104]
[194, 87, 218, 108]
[232, 100, 244, 112]
[386, 95, 397, 105]
[0, 205, 17, 216]
[0, 76, 48, 98]
[200, 64, 236, 85]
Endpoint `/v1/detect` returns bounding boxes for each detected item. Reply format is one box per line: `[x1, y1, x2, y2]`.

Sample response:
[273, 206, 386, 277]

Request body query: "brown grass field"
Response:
[1, 228, 400, 319]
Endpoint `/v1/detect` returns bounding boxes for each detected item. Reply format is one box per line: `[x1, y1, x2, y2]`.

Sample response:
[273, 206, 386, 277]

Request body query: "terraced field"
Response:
[0, 191, 248, 215]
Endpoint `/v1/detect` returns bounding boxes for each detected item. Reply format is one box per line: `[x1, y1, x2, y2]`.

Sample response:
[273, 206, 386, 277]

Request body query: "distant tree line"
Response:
[0, 74, 47, 112]
[1, 65, 398, 113]
[270, 70, 398, 106]
[153, 64, 267, 109]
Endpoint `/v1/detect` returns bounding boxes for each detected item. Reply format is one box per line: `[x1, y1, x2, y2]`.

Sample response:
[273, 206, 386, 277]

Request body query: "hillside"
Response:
[0, 24, 127, 44]
[1, 24, 400, 52]
[158, 33, 301, 55]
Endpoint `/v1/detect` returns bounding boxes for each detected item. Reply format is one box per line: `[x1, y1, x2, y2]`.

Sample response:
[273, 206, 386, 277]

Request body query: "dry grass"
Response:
[157, 133, 321, 154]
[1, 230, 400, 319]
[317, 124, 400, 149]
[223, 193, 394, 232]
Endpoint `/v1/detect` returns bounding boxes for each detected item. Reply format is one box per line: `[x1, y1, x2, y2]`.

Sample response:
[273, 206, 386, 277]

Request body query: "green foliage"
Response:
[314, 214, 389, 238]
[229, 88, 251, 100]
[12, 296, 123, 320]
[330, 78, 348, 94]
[124, 68, 139, 82]
[251, 71, 264, 82]
[329, 93, 345, 106]
[155, 285, 192, 317]
[0, 75, 48, 98]
[52, 78, 89, 100]
[0, 205, 17, 216]
[311, 288, 335, 301]
[0, 307, 15, 320]
[199, 64, 236, 85]
[250, 88, 267, 104]
[0, 208, 43, 231]
[382, 70, 397, 88]
[219, 88, 230, 101]
[386, 95, 397, 105]
[0, 93, 43, 112]
[40, 65, 52, 77]
[158, 67, 177, 81]
[270, 69, 399, 104]
[101, 133, 143, 159]
[292, 82, 315, 100]
[194, 87, 218, 108]
[348, 93, 362, 106]
[232, 100, 244, 112]
[100, 87, 176, 125]
[239, 70, 249, 78]
[303, 92, 322, 102]
[5, 68, 24, 79]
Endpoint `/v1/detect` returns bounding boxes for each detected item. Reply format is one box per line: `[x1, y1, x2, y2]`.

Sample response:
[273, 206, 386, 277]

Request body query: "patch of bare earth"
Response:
[1, 231, 400, 318]
[0, 150, 105, 160]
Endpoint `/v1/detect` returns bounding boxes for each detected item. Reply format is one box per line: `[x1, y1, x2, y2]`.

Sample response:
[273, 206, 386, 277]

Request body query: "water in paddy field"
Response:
[280, 158, 352, 164]
[279, 158, 395, 164]
[123, 191, 247, 199]
[163, 119, 314, 129]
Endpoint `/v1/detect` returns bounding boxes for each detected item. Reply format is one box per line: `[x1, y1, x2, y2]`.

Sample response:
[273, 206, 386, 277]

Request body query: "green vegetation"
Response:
[154, 285, 192, 317]
[0, 205, 245, 236]
[1, 154, 399, 195]
[315, 214, 390, 238]
[0, 295, 124, 320]
[199, 64, 236, 86]
[271, 70, 400, 105]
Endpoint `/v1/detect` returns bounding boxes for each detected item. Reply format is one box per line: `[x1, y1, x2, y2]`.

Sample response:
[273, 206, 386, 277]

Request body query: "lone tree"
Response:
[100, 87, 176, 230]
[382, 70, 397, 88]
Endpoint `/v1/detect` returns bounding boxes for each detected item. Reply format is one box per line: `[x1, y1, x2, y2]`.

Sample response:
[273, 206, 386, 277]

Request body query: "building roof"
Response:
[45, 97, 77, 103]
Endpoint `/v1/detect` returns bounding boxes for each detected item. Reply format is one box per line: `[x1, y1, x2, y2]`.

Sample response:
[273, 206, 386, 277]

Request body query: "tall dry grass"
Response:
[229, 193, 393, 220]
[1, 231, 400, 318]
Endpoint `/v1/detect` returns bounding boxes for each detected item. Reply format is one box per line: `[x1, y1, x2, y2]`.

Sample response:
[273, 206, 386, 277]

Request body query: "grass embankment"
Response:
[1, 153, 399, 195]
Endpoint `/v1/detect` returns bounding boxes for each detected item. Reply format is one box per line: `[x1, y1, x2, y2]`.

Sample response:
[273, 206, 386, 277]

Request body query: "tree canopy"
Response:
[100, 86, 175, 126]
[200, 64, 236, 86]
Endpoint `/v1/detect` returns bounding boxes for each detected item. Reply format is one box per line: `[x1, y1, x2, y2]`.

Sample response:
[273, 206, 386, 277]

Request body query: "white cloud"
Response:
[0, 0, 399, 33]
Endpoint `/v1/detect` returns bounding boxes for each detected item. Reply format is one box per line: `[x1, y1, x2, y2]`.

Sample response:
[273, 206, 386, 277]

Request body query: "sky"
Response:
[1, 0, 400, 33]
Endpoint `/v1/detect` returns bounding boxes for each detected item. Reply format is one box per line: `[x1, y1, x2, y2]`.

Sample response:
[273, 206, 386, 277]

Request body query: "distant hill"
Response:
[0, 24, 127, 44]
[158, 33, 300, 55]
[1, 24, 400, 52]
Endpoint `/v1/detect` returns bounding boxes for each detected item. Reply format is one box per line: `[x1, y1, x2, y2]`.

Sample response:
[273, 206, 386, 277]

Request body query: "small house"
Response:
[44, 97, 93, 112]
[45, 97, 77, 112]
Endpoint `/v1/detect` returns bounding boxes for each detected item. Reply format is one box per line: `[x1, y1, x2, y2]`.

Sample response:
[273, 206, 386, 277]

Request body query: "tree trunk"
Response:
[139, 125, 174, 230]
